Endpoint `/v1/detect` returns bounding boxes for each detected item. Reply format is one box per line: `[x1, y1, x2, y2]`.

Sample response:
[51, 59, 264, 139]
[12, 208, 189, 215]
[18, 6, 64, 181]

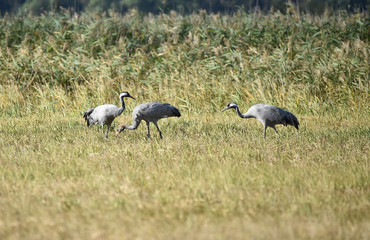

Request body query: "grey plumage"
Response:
[116, 102, 181, 139]
[83, 91, 135, 138]
[221, 102, 299, 138]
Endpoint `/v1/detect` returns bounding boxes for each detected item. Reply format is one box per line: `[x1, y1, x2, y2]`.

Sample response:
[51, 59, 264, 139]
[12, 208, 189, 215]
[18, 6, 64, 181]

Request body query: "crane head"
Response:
[120, 91, 136, 100]
[116, 124, 127, 136]
[221, 102, 238, 112]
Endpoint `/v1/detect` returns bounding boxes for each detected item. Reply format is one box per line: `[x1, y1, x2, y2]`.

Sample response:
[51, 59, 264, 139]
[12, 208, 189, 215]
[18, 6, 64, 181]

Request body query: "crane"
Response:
[83, 91, 135, 138]
[221, 102, 299, 138]
[116, 102, 181, 139]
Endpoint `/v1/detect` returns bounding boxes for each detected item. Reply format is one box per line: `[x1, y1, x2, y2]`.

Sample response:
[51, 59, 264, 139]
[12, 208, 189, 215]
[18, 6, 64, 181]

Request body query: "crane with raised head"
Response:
[83, 91, 135, 138]
[116, 102, 181, 139]
[221, 102, 299, 138]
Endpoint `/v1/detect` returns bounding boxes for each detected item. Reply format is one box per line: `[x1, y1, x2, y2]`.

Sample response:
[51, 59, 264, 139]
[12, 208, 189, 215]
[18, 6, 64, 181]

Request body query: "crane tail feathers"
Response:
[171, 107, 181, 117]
[283, 112, 299, 130]
[294, 120, 299, 130]
[83, 108, 94, 127]
[290, 113, 299, 130]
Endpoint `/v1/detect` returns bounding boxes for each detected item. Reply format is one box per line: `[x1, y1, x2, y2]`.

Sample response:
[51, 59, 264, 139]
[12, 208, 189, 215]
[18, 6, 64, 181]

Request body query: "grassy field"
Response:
[0, 8, 369, 239]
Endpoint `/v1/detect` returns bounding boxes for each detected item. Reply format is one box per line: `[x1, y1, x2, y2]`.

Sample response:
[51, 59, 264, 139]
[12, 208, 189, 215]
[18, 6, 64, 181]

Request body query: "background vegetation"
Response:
[0, 4, 369, 239]
[1, 0, 369, 15]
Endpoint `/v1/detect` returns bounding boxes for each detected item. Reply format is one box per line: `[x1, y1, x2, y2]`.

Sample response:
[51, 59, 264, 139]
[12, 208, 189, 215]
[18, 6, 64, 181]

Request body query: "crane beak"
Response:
[221, 107, 229, 112]
[128, 95, 136, 100]
[116, 129, 123, 136]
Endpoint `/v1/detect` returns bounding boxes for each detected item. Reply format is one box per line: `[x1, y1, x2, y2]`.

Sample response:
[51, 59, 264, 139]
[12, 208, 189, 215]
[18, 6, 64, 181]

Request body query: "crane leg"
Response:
[272, 126, 279, 134]
[154, 122, 163, 139]
[146, 121, 151, 138]
[264, 125, 267, 139]
[105, 124, 110, 138]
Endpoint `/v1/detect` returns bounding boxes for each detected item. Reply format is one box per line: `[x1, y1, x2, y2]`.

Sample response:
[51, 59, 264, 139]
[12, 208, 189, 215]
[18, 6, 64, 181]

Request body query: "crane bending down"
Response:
[221, 102, 299, 138]
[83, 91, 135, 138]
[116, 102, 181, 139]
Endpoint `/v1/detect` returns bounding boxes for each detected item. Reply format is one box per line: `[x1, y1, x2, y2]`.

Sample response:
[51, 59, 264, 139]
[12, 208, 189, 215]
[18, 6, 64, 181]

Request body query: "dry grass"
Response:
[0, 112, 369, 239]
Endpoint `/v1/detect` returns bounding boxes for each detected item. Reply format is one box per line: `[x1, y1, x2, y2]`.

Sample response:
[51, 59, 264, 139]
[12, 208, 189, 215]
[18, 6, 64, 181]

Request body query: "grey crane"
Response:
[83, 91, 135, 138]
[116, 102, 181, 139]
[221, 102, 299, 138]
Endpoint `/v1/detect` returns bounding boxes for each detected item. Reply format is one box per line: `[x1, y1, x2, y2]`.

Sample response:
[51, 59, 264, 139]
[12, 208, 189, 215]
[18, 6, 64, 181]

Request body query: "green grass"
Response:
[0, 8, 369, 239]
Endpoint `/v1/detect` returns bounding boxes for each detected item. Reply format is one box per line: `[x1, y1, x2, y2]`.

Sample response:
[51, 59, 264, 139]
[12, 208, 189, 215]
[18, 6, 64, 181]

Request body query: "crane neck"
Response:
[235, 106, 245, 118]
[120, 96, 126, 110]
[113, 96, 126, 118]
[125, 118, 141, 130]
[235, 106, 253, 119]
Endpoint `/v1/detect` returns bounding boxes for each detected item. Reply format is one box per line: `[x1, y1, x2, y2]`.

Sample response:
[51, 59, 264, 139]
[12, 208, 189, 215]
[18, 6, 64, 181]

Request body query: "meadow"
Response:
[0, 7, 369, 239]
